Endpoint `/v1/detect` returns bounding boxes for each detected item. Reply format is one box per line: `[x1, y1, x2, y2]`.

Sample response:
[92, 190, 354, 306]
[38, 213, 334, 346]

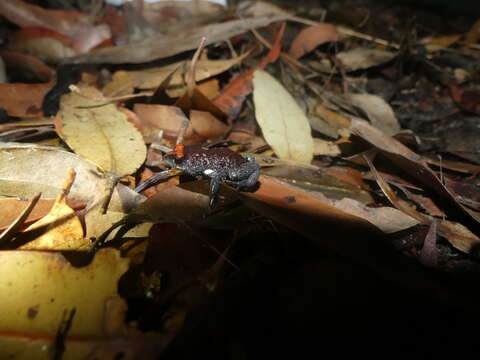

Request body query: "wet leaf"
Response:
[253, 69, 314, 163]
[56, 87, 146, 175]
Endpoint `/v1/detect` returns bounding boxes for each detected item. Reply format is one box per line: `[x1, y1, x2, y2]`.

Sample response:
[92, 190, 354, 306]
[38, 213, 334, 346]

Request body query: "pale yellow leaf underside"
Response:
[0, 248, 128, 335]
[253, 70, 314, 163]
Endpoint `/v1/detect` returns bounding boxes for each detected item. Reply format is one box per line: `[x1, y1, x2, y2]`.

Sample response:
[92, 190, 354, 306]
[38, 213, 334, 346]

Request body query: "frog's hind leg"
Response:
[226, 162, 261, 189]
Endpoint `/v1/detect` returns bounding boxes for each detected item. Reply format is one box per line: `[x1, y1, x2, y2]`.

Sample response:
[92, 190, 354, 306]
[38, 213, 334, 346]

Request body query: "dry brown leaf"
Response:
[310, 102, 351, 138]
[104, 53, 248, 97]
[333, 198, 419, 233]
[289, 23, 341, 59]
[11, 27, 77, 62]
[0, 82, 52, 117]
[65, 14, 290, 64]
[419, 34, 462, 52]
[347, 93, 400, 135]
[336, 48, 397, 72]
[0, 197, 85, 230]
[0, 0, 111, 53]
[56, 87, 146, 175]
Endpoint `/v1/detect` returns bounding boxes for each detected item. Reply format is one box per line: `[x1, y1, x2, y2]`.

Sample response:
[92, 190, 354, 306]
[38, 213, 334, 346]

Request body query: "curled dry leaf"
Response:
[0, 50, 55, 82]
[253, 69, 314, 163]
[11, 27, 77, 62]
[0, 248, 128, 335]
[0, 143, 143, 212]
[134, 104, 229, 142]
[0, 0, 111, 53]
[289, 23, 341, 59]
[56, 87, 146, 176]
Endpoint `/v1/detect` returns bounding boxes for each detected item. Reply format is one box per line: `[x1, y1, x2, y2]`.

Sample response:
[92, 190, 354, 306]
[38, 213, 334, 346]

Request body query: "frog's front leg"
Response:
[226, 161, 261, 189]
[208, 175, 221, 208]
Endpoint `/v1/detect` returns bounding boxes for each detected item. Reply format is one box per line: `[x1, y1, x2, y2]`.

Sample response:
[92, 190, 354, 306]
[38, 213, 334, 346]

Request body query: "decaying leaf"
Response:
[56, 87, 146, 176]
[253, 69, 314, 163]
[0, 248, 128, 335]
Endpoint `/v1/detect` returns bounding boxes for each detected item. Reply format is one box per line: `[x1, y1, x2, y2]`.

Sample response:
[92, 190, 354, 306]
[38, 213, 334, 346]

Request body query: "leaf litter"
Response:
[1, 0, 480, 358]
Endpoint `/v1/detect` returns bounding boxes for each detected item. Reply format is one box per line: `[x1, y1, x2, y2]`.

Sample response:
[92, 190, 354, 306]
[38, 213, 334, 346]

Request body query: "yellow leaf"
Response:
[253, 69, 314, 163]
[56, 87, 146, 175]
[19, 169, 87, 251]
[0, 248, 129, 336]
